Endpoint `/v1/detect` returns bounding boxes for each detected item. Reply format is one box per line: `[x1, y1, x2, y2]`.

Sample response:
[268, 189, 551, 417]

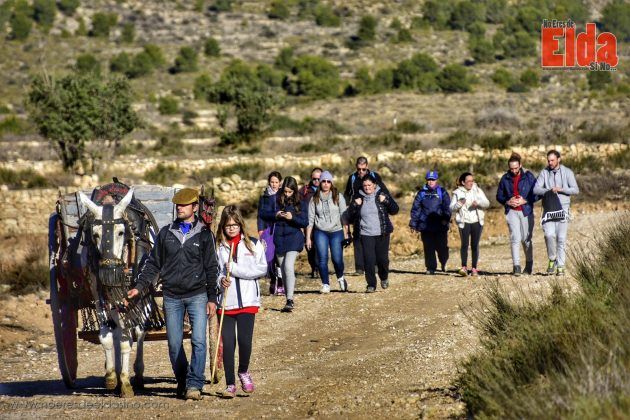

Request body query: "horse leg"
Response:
[99, 327, 117, 390]
[133, 326, 145, 389]
[117, 327, 134, 398]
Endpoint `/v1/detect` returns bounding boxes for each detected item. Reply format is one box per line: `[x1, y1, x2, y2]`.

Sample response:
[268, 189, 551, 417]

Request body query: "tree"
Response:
[422, 0, 452, 30]
[171, 46, 198, 73]
[437, 64, 471, 93]
[204, 37, 221, 57]
[33, 0, 57, 30]
[448, 1, 484, 31]
[290, 55, 340, 98]
[90, 12, 117, 37]
[27, 72, 140, 172]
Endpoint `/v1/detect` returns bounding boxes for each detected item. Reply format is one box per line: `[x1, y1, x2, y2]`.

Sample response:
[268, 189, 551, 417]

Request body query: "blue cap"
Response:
[426, 170, 439, 180]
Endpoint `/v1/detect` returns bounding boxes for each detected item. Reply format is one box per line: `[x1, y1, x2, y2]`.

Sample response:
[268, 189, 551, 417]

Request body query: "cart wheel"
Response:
[49, 214, 78, 389]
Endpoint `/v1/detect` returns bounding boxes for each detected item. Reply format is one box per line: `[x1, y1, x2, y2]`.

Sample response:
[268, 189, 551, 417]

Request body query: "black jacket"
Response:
[346, 188, 399, 235]
[343, 170, 389, 202]
[135, 219, 218, 300]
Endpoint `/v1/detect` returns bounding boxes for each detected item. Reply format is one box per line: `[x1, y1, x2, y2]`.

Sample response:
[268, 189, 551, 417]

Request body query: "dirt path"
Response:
[0, 209, 621, 419]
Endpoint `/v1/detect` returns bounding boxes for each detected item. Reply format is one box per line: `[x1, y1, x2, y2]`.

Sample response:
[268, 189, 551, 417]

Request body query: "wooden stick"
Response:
[210, 242, 234, 385]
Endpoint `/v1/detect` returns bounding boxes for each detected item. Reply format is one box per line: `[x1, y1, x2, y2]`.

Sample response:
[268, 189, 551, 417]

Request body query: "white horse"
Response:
[79, 189, 148, 397]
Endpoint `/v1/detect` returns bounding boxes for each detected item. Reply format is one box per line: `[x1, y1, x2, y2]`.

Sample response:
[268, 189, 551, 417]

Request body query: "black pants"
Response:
[306, 241, 318, 274]
[353, 227, 364, 271]
[221, 313, 255, 386]
[361, 234, 390, 288]
[420, 231, 449, 271]
[458, 222, 483, 268]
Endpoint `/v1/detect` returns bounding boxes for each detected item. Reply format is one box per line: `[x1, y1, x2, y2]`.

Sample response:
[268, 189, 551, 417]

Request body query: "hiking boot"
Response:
[380, 279, 389, 289]
[238, 372, 255, 393]
[281, 299, 294, 313]
[366, 286, 376, 293]
[556, 267, 566, 276]
[185, 388, 202, 401]
[513, 265, 522, 276]
[458, 266, 468, 277]
[471, 268, 479, 276]
[337, 276, 348, 292]
[320, 284, 330, 294]
[546, 260, 557, 275]
[221, 384, 237, 399]
[524, 261, 533, 275]
[276, 286, 285, 296]
[425, 269, 436, 275]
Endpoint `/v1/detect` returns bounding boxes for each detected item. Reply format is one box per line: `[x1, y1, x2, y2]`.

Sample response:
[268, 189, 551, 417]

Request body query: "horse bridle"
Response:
[91, 204, 129, 266]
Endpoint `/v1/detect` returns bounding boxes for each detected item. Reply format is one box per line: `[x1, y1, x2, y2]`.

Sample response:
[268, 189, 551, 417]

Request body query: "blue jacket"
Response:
[257, 190, 278, 231]
[496, 169, 538, 216]
[261, 198, 309, 254]
[409, 184, 451, 233]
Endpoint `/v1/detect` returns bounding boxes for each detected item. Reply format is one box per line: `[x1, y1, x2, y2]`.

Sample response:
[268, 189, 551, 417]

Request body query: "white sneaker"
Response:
[337, 276, 348, 292]
[320, 284, 330, 294]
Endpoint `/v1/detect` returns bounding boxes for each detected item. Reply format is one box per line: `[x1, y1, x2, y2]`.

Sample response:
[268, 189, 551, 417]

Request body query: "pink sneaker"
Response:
[471, 268, 479, 276]
[221, 384, 236, 398]
[238, 372, 255, 393]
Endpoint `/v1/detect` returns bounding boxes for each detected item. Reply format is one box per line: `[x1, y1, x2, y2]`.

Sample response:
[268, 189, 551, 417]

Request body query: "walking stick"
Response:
[211, 242, 234, 385]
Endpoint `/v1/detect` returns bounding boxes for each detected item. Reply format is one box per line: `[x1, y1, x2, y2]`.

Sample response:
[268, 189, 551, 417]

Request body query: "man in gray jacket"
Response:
[533, 150, 579, 276]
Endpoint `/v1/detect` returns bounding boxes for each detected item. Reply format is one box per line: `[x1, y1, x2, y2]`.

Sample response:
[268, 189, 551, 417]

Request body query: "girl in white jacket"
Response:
[215, 205, 267, 398]
[450, 172, 490, 276]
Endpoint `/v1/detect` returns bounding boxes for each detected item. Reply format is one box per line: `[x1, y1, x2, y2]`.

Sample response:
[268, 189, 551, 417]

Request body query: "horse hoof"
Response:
[105, 370, 117, 390]
[120, 375, 134, 398]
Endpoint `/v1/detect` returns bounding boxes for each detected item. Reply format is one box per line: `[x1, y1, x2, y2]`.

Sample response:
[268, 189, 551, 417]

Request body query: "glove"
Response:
[342, 237, 353, 248]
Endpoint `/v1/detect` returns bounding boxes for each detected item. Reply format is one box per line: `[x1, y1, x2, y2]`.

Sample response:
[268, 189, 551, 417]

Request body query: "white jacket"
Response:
[217, 235, 267, 310]
[450, 184, 490, 228]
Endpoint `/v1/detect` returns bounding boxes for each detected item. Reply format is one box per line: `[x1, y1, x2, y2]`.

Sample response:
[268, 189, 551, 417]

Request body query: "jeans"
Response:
[313, 229, 345, 285]
[163, 292, 208, 391]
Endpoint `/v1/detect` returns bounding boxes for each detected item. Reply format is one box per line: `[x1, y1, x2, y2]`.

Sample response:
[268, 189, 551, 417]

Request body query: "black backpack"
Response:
[541, 190, 567, 223]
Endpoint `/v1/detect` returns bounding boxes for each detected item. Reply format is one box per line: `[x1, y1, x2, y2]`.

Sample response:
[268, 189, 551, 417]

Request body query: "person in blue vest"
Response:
[343, 156, 390, 276]
[409, 170, 451, 275]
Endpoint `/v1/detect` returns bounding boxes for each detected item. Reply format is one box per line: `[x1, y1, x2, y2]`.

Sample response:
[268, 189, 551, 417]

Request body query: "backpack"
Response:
[541, 190, 567, 223]
[419, 186, 444, 202]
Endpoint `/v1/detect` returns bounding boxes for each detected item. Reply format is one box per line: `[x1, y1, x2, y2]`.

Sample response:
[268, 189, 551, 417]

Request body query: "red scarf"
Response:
[227, 235, 241, 259]
[513, 172, 523, 211]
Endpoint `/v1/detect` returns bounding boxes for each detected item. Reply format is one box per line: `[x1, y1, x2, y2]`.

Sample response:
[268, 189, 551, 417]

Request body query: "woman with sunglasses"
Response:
[306, 171, 350, 294]
[257, 171, 284, 295]
[299, 167, 323, 278]
[262, 176, 309, 313]
[216, 205, 267, 398]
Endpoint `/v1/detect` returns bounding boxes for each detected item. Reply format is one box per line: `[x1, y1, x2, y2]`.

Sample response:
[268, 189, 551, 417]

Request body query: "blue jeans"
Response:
[163, 292, 208, 390]
[313, 229, 345, 284]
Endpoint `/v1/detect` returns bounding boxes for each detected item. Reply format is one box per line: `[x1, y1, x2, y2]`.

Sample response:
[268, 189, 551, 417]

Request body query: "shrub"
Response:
[204, 37, 221, 57]
[171, 46, 198, 73]
[448, 0, 485, 31]
[209, 0, 232, 12]
[520, 68, 539, 88]
[57, 0, 80, 16]
[506, 82, 529, 93]
[469, 37, 494, 63]
[120, 22, 135, 43]
[158, 96, 179, 115]
[395, 120, 425, 134]
[109, 52, 131, 74]
[491, 67, 514, 88]
[393, 53, 439, 92]
[601, 0, 630, 42]
[0, 167, 49, 188]
[290, 55, 340, 98]
[210, 59, 261, 103]
[193, 73, 213, 100]
[33, 0, 57, 29]
[357, 14, 377, 42]
[422, 0, 452, 30]
[74, 53, 101, 75]
[372, 68, 394, 93]
[0, 243, 49, 295]
[127, 51, 155, 78]
[142, 44, 166, 68]
[580, 122, 627, 144]
[144, 163, 181, 184]
[587, 71, 613, 90]
[181, 109, 198, 126]
[75, 16, 87, 36]
[467, 21, 485, 37]
[314, 4, 340, 27]
[90, 12, 117, 38]
[437, 64, 471, 93]
[268, 0, 290, 20]
[395, 27, 413, 43]
[256, 64, 284, 88]
[497, 30, 536, 58]
[0, 115, 32, 136]
[9, 11, 32, 41]
[275, 47, 295, 71]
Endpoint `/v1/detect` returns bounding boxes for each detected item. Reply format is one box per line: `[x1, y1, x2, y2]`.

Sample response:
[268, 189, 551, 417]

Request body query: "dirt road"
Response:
[0, 209, 621, 419]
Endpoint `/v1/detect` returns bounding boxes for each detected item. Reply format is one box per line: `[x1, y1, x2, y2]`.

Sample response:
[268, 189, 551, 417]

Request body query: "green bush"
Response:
[90, 12, 117, 37]
[57, 0, 80, 16]
[395, 120, 425, 134]
[448, 0, 484, 30]
[75, 16, 87, 36]
[469, 37, 494, 63]
[0, 115, 32, 136]
[256, 64, 284, 88]
[110, 52, 131, 74]
[467, 21, 485, 37]
[275, 47, 294, 71]
[120, 22, 135, 43]
[437, 64, 471, 93]
[357, 14, 377, 42]
[506, 82, 529, 93]
[144, 162, 181, 184]
[209, 0, 232, 12]
[33, 0, 57, 29]
[395, 27, 413, 43]
[0, 167, 48, 188]
[9, 11, 32, 41]
[480, 0, 508, 24]
[392, 53, 439, 92]
[158, 96, 179, 115]
[520, 68, 539, 88]
[193, 73, 214, 100]
[171, 46, 198, 73]
[0, 243, 49, 295]
[314, 4, 340, 27]
[268, 0, 290, 20]
[296, 0, 318, 20]
[74, 53, 101, 75]
[125, 51, 155, 78]
[587, 71, 613, 90]
[601, 0, 630, 42]
[422, 0, 452, 30]
[289, 55, 340, 98]
[204, 37, 221, 57]
[580, 123, 628, 144]
[497, 30, 536, 58]
[372, 68, 394, 93]
[491, 67, 514, 88]
[456, 216, 630, 418]
[209, 60, 261, 103]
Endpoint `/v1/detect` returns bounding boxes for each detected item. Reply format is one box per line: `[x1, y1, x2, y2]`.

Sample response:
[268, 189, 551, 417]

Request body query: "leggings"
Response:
[277, 251, 298, 300]
[458, 222, 483, 268]
[221, 313, 255, 386]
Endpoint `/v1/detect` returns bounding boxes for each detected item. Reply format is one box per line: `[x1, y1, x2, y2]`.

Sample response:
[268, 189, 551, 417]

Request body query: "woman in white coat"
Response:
[216, 205, 267, 398]
[450, 172, 490, 276]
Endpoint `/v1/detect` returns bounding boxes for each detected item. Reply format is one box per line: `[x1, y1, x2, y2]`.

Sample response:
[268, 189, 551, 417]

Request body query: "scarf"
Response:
[227, 235, 241, 261]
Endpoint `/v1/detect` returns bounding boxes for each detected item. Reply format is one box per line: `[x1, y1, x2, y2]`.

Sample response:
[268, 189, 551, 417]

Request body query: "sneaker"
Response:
[176, 381, 186, 399]
[366, 286, 376, 293]
[524, 261, 533, 275]
[380, 279, 389, 289]
[185, 388, 202, 401]
[458, 266, 468, 277]
[546, 260, 557, 275]
[281, 299, 294, 313]
[337, 276, 348, 292]
[238, 372, 255, 393]
[276, 286, 285, 296]
[471, 268, 479, 276]
[441, 263, 447, 273]
[556, 267, 566, 276]
[320, 284, 331, 294]
[513, 265, 522, 276]
[425, 269, 436, 275]
[221, 384, 237, 399]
